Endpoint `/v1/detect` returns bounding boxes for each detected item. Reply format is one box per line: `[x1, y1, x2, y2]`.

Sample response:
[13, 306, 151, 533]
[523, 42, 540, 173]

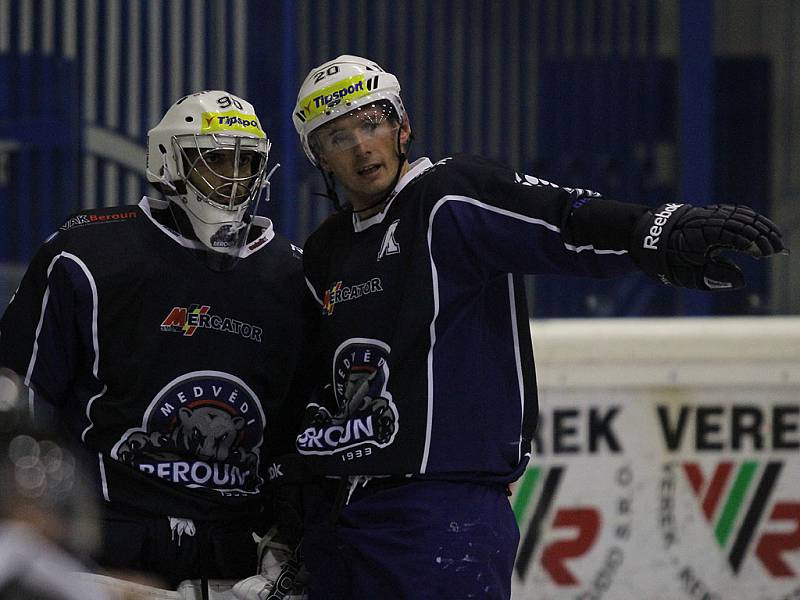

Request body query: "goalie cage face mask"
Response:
[147, 90, 274, 271]
[172, 134, 271, 254]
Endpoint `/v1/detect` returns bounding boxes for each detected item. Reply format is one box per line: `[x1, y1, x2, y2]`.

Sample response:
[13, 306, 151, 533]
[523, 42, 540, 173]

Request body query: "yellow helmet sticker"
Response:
[200, 110, 265, 138]
[297, 75, 370, 123]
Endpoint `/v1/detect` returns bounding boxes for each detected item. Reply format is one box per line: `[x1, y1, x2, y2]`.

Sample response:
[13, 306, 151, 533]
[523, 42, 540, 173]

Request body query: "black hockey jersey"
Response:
[0, 198, 313, 519]
[300, 154, 648, 483]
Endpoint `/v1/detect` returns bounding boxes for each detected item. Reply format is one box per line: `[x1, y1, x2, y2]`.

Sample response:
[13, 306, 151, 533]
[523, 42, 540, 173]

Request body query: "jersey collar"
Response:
[352, 157, 434, 232]
[138, 196, 275, 257]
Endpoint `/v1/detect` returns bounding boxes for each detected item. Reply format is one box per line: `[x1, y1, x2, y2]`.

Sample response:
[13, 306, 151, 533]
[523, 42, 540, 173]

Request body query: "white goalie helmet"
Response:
[147, 90, 273, 266]
[293, 55, 406, 166]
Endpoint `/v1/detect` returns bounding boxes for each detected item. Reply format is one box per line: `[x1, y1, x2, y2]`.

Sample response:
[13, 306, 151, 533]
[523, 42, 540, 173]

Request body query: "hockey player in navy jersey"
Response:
[281, 55, 788, 599]
[0, 90, 314, 593]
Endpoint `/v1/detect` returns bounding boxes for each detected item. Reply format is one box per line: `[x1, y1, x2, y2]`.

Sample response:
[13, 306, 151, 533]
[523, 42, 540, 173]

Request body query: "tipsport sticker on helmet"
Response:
[110, 371, 266, 495]
[201, 110, 265, 138]
[295, 75, 370, 123]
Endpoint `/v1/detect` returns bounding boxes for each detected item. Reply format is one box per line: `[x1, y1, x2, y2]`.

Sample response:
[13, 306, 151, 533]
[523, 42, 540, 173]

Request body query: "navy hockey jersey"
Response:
[0, 198, 313, 519]
[299, 154, 648, 483]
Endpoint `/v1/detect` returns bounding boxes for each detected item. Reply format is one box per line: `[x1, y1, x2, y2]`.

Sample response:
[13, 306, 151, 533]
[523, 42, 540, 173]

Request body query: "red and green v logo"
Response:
[512, 466, 601, 585]
[683, 461, 800, 577]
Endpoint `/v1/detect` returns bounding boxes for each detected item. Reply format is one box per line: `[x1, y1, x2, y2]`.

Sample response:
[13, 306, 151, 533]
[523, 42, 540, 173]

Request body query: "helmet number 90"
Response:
[217, 95, 244, 110]
[313, 65, 340, 84]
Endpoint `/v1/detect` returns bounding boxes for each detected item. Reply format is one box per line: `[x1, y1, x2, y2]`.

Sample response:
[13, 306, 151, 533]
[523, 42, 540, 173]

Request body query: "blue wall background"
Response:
[0, 0, 786, 317]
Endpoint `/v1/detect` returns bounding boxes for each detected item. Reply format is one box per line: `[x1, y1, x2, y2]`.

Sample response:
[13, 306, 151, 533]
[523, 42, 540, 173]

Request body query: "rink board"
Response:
[510, 317, 800, 600]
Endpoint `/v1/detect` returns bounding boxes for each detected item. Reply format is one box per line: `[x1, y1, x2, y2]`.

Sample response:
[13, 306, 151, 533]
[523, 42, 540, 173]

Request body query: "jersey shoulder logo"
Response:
[59, 210, 138, 232]
[377, 219, 401, 261]
[59, 215, 91, 231]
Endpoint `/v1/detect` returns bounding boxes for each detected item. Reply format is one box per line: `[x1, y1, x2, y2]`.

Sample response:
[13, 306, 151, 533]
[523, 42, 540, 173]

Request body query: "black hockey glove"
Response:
[630, 203, 786, 290]
[232, 453, 322, 599]
[266, 452, 319, 549]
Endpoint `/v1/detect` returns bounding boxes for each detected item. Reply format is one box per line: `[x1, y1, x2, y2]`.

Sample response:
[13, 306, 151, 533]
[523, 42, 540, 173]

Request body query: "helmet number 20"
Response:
[313, 65, 340, 84]
[217, 95, 243, 110]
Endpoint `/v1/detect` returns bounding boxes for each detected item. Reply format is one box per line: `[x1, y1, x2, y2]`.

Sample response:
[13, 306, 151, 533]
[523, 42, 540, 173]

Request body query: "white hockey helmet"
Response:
[147, 90, 272, 265]
[293, 55, 406, 166]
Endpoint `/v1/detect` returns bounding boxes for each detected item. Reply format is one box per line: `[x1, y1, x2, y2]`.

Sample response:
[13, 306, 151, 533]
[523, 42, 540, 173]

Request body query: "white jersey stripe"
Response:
[81, 384, 109, 443]
[25, 251, 107, 443]
[24, 286, 51, 387]
[507, 274, 526, 464]
[431, 193, 628, 256]
[566, 243, 628, 255]
[305, 276, 323, 306]
[26, 251, 101, 383]
[51, 252, 107, 443]
[424, 193, 588, 472]
[98, 453, 110, 501]
[422, 208, 442, 473]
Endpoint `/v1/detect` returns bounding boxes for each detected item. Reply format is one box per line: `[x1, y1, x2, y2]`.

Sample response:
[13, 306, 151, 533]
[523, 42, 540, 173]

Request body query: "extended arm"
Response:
[435, 156, 787, 288]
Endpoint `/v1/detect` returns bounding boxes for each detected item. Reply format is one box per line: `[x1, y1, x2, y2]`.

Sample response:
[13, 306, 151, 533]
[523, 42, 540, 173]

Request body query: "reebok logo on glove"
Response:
[642, 203, 684, 250]
[631, 203, 786, 291]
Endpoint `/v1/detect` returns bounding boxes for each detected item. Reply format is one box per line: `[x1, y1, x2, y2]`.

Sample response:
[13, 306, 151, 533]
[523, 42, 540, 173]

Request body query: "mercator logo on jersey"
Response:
[110, 372, 266, 495]
[161, 304, 262, 341]
[321, 278, 383, 315]
[296, 339, 398, 457]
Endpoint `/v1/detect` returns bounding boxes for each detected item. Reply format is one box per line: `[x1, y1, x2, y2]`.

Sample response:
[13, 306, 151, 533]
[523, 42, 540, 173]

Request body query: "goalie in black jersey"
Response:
[273, 55, 788, 600]
[0, 91, 314, 595]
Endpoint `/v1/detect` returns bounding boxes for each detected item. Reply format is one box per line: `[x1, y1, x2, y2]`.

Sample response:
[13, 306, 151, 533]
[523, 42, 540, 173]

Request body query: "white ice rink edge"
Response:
[529, 316, 800, 389]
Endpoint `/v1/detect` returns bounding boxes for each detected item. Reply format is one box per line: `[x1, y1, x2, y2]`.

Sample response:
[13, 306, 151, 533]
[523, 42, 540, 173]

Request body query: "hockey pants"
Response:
[94, 507, 259, 588]
[302, 479, 519, 599]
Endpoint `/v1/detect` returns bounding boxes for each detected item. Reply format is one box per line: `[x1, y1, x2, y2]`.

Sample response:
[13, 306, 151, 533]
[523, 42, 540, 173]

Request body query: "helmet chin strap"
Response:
[314, 168, 344, 212]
